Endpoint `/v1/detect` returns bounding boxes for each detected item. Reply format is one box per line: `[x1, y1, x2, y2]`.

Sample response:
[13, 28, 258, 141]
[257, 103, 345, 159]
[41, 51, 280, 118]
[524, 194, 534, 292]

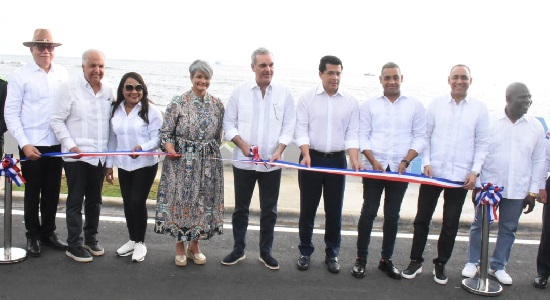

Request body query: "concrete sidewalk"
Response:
[6, 165, 544, 233]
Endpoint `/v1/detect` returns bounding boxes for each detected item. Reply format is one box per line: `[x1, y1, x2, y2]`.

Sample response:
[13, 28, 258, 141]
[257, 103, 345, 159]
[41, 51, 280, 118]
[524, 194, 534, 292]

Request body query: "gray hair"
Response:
[251, 47, 272, 65]
[82, 49, 105, 65]
[189, 59, 213, 79]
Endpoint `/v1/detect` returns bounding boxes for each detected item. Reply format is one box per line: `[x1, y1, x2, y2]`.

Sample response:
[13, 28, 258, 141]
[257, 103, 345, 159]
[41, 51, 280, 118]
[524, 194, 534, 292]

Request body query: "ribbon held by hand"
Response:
[0, 156, 26, 187]
[474, 183, 503, 223]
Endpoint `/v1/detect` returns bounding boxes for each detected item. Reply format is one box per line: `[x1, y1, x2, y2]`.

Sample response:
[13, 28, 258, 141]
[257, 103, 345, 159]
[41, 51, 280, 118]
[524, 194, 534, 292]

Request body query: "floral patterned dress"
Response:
[154, 90, 224, 241]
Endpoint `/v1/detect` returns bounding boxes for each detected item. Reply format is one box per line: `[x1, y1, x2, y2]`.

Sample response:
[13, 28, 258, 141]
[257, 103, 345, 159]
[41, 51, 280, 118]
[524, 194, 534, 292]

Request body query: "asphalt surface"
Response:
[0, 196, 548, 299]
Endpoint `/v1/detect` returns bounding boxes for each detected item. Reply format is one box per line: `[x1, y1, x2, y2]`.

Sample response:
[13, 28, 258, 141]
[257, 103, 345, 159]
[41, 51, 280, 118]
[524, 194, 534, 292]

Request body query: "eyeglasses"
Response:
[124, 84, 144, 92]
[33, 44, 55, 52]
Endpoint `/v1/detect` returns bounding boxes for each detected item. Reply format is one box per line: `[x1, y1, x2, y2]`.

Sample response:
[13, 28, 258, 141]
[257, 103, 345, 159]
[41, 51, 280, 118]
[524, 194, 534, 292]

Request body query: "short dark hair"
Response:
[319, 55, 343, 73]
[381, 62, 400, 74]
[450, 64, 471, 75]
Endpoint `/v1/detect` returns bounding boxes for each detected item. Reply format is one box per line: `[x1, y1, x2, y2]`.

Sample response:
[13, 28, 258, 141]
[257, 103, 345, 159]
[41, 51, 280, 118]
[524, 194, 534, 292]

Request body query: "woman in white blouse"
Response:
[105, 72, 163, 263]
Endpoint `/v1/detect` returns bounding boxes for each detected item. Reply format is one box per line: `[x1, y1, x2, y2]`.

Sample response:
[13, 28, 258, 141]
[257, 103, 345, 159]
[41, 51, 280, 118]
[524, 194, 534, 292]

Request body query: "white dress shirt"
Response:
[294, 84, 359, 152]
[4, 60, 68, 147]
[422, 94, 490, 181]
[223, 79, 296, 171]
[106, 101, 163, 171]
[480, 111, 546, 199]
[50, 74, 115, 166]
[359, 93, 427, 172]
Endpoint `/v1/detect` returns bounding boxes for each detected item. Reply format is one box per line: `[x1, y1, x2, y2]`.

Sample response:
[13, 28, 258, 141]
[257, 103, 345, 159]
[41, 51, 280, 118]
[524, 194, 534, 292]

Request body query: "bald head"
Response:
[505, 82, 532, 121]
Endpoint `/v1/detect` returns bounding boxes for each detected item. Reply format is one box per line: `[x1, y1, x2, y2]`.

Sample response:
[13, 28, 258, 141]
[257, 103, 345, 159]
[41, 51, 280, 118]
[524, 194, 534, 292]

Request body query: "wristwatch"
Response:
[528, 192, 539, 198]
[471, 171, 480, 177]
[401, 159, 410, 167]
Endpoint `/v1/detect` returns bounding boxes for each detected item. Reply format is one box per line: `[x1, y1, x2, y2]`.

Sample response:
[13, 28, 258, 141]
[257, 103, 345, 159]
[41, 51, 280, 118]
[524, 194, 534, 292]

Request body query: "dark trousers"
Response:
[19, 145, 63, 239]
[64, 161, 105, 247]
[536, 178, 550, 276]
[298, 152, 346, 258]
[232, 166, 281, 257]
[410, 184, 468, 264]
[357, 177, 408, 260]
[119, 164, 157, 243]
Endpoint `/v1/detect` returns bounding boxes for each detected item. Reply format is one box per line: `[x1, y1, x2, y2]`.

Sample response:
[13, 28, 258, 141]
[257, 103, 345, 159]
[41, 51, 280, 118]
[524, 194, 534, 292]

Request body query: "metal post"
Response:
[0, 153, 27, 263]
[462, 203, 502, 296]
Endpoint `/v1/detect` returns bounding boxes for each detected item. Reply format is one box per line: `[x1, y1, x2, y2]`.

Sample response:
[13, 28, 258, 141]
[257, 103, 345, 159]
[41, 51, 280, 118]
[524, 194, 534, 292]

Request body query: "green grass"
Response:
[12, 175, 159, 200]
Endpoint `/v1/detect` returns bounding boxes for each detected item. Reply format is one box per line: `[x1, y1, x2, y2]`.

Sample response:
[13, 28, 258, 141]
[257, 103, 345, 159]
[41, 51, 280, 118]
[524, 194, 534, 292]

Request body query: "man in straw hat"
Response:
[4, 28, 69, 257]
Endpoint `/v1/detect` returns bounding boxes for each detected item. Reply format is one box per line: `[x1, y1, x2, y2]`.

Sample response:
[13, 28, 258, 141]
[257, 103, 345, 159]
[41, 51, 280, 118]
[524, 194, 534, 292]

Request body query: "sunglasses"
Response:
[124, 84, 144, 92]
[34, 44, 55, 52]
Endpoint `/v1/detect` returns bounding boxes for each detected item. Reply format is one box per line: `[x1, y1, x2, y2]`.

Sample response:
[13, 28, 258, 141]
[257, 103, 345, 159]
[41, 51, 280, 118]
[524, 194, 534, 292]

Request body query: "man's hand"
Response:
[105, 168, 114, 184]
[371, 160, 384, 173]
[523, 194, 536, 214]
[463, 172, 477, 190]
[423, 165, 433, 178]
[69, 146, 83, 159]
[22, 144, 41, 160]
[300, 155, 311, 168]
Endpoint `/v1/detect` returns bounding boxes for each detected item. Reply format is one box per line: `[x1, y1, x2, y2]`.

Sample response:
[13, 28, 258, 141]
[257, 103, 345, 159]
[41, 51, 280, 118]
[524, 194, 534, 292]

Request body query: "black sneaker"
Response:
[351, 257, 367, 278]
[66, 246, 93, 263]
[297, 255, 310, 271]
[84, 241, 105, 256]
[433, 262, 448, 285]
[221, 251, 246, 265]
[259, 254, 279, 270]
[378, 259, 402, 279]
[402, 260, 423, 279]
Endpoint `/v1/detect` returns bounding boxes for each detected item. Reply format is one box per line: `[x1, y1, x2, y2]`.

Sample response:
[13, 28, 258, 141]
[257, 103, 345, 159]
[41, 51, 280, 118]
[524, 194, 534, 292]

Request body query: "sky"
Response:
[1, 0, 549, 83]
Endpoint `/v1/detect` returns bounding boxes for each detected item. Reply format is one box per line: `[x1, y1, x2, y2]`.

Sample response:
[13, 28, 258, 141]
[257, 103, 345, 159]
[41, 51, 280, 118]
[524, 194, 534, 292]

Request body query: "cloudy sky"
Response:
[1, 0, 549, 82]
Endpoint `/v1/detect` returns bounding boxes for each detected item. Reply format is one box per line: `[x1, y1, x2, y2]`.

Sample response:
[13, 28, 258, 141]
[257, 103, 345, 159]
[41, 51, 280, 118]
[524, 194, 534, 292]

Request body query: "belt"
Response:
[309, 149, 345, 158]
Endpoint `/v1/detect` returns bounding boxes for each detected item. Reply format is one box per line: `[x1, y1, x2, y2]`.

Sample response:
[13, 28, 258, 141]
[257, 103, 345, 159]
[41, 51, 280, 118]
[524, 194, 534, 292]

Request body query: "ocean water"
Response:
[5, 54, 548, 116]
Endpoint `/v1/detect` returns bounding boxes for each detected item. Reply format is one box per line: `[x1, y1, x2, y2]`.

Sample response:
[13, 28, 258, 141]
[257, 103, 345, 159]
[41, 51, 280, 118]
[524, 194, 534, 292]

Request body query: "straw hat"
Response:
[22, 29, 62, 47]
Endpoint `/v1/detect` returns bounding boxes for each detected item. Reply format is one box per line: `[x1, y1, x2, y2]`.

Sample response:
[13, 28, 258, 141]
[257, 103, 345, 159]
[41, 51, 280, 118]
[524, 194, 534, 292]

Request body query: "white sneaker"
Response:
[462, 263, 478, 278]
[116, 240, 135, 257]
[489, 269, 513, 285]
[132, 242, 147, 262]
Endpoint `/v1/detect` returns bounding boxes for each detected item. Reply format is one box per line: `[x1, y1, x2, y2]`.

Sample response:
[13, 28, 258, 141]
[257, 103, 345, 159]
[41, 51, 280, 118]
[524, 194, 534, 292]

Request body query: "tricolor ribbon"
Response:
[232, 159, 464, 188]
[248, 145, 261, 161]
[0, 156, 26, 187]
[474, 183, 503, 224]
[20, 150, 180, 161]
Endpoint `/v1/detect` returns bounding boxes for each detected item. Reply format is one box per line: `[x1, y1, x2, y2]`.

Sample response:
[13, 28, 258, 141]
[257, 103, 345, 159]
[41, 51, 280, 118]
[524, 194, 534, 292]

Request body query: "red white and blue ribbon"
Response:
[20, 150, 180, 161]
[474, 183, 503, 223]
[14, 149, 464, 188]
[0, 156, 26, 187]
[236, 159, 464, 188]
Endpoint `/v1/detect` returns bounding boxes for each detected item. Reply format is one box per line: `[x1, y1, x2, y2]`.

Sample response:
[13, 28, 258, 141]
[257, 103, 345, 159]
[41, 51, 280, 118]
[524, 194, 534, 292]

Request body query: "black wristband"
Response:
[401, 159, 410, 167]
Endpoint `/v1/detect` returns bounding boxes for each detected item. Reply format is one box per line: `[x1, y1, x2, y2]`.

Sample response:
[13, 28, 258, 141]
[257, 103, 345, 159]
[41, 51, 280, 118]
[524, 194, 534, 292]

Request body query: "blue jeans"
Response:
[467, 198, 524, 270]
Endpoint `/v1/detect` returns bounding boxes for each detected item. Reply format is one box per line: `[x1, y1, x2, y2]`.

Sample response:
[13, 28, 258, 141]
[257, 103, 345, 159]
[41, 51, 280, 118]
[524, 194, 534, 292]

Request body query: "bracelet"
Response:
[400, 159, 410, 167]
[528, 192, 539, 198]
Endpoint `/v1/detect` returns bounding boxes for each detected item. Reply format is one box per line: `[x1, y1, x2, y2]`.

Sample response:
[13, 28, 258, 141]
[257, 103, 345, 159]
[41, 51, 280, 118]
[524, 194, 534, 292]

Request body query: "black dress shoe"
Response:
[533, 274, 549, 289]
[325, 256, 340, 274]
[351, 257, 367, 278]
[297, 255, 310, 271]
[41, 233, 68, 250]
[378, 259, 402, 279]
[26, 238, 41, 257]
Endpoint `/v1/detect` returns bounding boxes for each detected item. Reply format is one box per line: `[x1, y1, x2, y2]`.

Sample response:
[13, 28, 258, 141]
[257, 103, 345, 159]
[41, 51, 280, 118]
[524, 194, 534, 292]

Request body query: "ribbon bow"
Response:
[474, 183, 503, 224]
[249, 145, 262, 162]
[0, 156, 26, 187]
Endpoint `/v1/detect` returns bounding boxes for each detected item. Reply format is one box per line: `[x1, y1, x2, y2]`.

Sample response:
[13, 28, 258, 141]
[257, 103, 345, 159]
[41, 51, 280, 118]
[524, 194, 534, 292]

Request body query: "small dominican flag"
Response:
[474, 183, 503, 223]
[0, 156, 26, 187]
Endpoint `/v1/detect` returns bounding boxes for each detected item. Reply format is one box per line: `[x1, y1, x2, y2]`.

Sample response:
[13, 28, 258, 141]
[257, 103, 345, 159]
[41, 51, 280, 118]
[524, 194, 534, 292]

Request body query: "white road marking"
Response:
[1, 209, 540, 245]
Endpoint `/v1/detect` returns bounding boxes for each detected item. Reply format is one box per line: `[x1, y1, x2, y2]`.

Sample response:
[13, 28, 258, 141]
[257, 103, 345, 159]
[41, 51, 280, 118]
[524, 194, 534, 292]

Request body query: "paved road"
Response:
[0, 202, 547, 300]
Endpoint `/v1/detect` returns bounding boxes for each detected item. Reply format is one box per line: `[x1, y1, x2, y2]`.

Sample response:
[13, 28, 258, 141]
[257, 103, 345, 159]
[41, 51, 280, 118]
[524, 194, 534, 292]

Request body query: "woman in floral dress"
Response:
[154, 60, 224, 266]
